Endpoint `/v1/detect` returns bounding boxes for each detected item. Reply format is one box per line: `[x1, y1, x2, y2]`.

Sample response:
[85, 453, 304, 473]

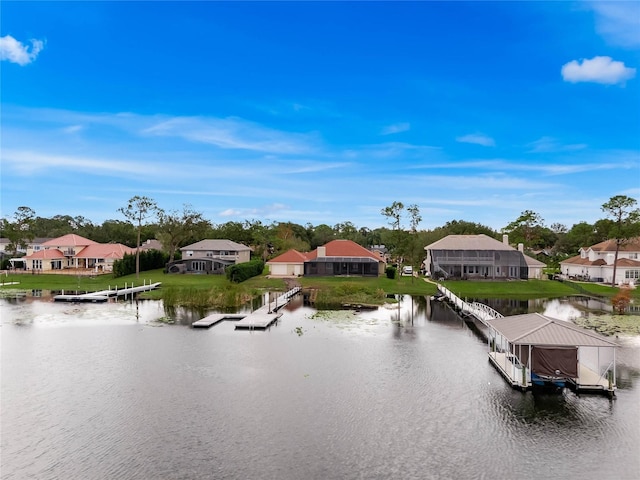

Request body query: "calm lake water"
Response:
[2, 293, 639, 479]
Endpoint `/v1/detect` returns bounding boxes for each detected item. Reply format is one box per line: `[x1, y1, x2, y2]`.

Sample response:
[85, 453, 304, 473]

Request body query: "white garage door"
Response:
[270, 264, 288, 276]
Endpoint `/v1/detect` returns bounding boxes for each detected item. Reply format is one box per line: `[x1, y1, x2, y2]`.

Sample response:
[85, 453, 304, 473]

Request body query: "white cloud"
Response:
[456, 133, 495, 147]
[0, 35, 44, 65]
[143, 116, 316, 154]
[527, 136, 587, 153]
[588, 2, 640, 48]
[380, 122, 410, 135]
[62, 125, 84, 134]
[561, 56, 636, 85]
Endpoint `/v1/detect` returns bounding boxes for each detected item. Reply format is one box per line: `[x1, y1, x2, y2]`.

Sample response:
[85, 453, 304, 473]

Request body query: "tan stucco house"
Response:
[22, 234, 135, 273]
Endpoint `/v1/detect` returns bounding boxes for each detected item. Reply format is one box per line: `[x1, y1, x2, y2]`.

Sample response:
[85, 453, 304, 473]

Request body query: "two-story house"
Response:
[22, 233, 135, 273]
[166, 239, 252, 274]
[423, 234, 541, 280]
[560, 237, 640, 285]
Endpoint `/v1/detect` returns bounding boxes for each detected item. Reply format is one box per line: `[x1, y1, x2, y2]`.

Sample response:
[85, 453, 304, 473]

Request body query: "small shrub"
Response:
[385, 266, 396, 279]
[226, 260, 265, 283]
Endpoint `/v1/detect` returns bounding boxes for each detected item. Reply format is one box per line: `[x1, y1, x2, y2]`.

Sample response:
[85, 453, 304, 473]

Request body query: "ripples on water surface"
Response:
[1, 295, 639, 479]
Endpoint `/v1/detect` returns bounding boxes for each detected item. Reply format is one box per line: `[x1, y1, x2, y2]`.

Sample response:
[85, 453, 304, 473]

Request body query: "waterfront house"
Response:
[424, 234, 530, 280]
[22, 233, 135, 273]
[139, 239, 164, 252]
[267, 239, 386, 277]
[165, 239, 252, 274]
[559, 237, 640, 286]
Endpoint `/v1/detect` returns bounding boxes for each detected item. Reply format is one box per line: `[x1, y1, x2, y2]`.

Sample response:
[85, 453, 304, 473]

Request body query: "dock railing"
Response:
[437, 284, 503, 325]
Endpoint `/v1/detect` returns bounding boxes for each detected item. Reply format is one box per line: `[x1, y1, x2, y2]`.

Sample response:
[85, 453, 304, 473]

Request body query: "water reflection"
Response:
[1, 293, 640, 479]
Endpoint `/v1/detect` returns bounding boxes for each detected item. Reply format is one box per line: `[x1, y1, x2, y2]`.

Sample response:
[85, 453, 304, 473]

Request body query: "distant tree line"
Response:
[2, 196, 638, 273]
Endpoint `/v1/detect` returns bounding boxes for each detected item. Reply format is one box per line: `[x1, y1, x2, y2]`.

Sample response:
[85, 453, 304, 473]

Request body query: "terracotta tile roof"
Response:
[561, 255, 639, 267]
[75, 243, 135, 259]
[308, 239, 382, 260]
[42, 234, 98, 247]
[267, 240, 384, 263]
[587, 237, 640, 252]
[25, 249, 65, 259]
[267, 249, 310, 263]
[617, 258, 640, 267]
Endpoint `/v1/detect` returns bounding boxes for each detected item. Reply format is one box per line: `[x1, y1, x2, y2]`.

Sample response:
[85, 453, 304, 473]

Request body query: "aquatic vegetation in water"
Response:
[307, 310, 384, 332]
[155, 316, 175, 325]
[573, 314, 640, 336]
[313, 282, 386, 309]
[162, 285, 258, 309]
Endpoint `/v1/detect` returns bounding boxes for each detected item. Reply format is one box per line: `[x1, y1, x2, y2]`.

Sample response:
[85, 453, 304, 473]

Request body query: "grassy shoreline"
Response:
[2, 270, 638, 336]
[1, 269, 637, 305]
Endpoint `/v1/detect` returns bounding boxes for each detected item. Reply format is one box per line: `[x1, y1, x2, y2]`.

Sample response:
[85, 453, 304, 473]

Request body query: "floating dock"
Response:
[235, 312, 283, 330]
[53, 282, 162, 302]
[192, 313, 245, 328]
[191, 286, 300, 330]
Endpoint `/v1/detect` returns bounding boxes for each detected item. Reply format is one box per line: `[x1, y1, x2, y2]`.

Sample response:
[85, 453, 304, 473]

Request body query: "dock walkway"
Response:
[192, 287, 301, 330]
[54, 282, 162, 302]
[437, 284, 502, 325]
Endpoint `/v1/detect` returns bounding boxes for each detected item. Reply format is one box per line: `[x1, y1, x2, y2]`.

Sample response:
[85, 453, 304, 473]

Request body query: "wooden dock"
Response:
[53, 282, 162, 302]
[191, 287, 301, 330]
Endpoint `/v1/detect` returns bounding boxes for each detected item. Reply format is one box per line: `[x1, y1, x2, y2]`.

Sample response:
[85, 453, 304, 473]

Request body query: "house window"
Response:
[52, 260, 62, 270]
[32, 260, 42, 269]
[630, 253, 638, 259]
[625, 270, 640, 279]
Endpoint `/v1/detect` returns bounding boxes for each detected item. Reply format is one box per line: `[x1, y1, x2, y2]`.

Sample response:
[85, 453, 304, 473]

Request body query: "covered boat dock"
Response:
[487, 313, 617, 396]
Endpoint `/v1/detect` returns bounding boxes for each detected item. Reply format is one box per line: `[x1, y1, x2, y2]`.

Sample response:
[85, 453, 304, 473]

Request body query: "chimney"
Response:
[502, 234, 509, 245]
[317, 246, 326, 257]
[518, 243, 524, 252]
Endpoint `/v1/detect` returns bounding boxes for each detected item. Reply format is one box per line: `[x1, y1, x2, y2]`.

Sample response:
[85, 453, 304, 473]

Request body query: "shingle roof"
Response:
[307, 239, 382, 260]
[524, 255, 546, 267]
[425, 234, 515, 251]
[139, 239, 163, 251]
[181, 239, 251, 252]
[42, 234, 97, 247]
[487, 313, 617, 347]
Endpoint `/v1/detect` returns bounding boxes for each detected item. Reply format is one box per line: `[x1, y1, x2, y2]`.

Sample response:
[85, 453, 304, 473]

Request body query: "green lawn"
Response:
[298, 275, 437, 296]
[1, 270, 633, 302]
[440, 279, 636, 300]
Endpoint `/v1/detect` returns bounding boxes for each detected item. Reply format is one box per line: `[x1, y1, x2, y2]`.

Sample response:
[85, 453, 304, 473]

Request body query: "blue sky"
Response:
[1, 1, 639, 232]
